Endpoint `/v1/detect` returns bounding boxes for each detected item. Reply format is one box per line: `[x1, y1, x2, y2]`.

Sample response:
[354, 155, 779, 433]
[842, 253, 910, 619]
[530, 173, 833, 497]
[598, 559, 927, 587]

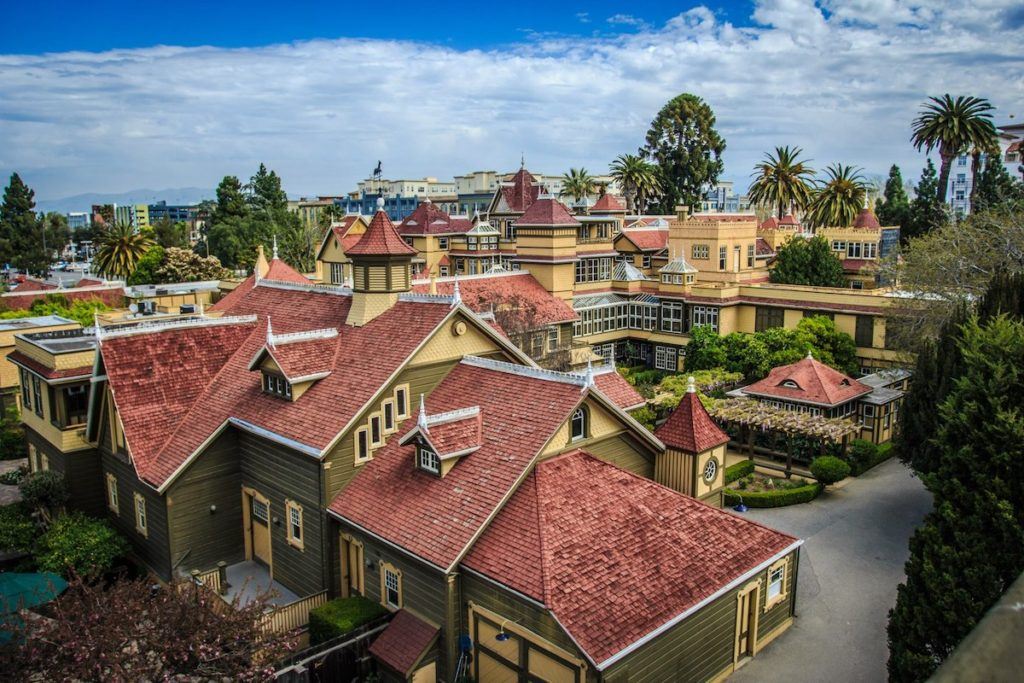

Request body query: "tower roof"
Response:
[500, 167, 541, 212]
[743, 354, 872, 407]
[347, 204, 417, 257]
[591, 193, 626, 213]
[853, 206, 881, 229]
[654, 381, 729, 453]
[517, 197, 580, 226]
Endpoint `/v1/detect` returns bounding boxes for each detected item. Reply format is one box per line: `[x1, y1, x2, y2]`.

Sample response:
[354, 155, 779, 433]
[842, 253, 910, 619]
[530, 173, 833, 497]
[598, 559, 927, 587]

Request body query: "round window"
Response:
[703, 459, 718, 483]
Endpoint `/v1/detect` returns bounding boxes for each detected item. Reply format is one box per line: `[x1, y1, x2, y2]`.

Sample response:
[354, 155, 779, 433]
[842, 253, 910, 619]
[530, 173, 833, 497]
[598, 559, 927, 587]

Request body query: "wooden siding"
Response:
[581, 432, 655, 479]
[238, 430, 324, 598]
[167, 429, 244, 574]
[99, 448, 172, 581]
[25, 427, 104, 515]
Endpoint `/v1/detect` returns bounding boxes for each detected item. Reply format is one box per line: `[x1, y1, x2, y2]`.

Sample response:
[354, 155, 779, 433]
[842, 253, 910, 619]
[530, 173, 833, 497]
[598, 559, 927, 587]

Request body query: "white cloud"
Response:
[0, 0, 1021, 200]
[607, 14, 650, 29]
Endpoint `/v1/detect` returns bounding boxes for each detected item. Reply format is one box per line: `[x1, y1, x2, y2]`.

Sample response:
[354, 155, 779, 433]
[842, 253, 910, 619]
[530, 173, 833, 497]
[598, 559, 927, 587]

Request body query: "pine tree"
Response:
[0, 172, 43, 273]
[972, 156, 1024, 212]
[904, 160, 947, 242]
[876, 165, 911, 228]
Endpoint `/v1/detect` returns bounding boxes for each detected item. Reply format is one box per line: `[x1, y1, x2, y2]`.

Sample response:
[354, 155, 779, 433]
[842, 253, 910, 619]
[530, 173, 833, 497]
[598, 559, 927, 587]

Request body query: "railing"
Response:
[263, 590, 328, 634]
[189, 562, 227, 595]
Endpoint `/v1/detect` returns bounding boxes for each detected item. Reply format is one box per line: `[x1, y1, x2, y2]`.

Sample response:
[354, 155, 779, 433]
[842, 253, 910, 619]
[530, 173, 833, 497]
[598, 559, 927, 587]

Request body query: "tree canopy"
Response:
[805, 163, 867, 228]
[0, 173, 58, 276]
[747, 146, 815, 219]
[642, 93, 725, 213]
[875, 164, 911, 229]
[92, 222, 154, 280]
[609, 154, 660, 213]
[769, 235, 846, 288]
[911, 94, 997, 204]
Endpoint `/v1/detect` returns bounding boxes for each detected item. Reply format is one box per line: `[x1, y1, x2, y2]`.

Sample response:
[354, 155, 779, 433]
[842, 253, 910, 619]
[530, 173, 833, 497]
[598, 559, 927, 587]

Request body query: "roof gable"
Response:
[654, 386, 729, 453]
[517, 198, 579, 227]
[347, 210, 417, 256]
[743, 355, 872, 406]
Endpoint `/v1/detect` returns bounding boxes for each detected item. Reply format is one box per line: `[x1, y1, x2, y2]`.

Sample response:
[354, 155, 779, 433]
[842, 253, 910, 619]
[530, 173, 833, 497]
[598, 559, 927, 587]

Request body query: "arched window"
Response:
[571, 407, 587, 442]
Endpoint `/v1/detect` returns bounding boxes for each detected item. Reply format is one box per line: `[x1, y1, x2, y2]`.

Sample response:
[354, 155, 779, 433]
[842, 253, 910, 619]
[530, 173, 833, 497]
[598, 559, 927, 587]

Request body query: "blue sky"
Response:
[1, 0, 1022, 202]
[1, 1, 747, 53]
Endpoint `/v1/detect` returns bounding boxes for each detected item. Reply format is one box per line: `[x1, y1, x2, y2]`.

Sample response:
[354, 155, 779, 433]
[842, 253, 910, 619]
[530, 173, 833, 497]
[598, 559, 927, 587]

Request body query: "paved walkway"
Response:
[729, 458, 932, 683]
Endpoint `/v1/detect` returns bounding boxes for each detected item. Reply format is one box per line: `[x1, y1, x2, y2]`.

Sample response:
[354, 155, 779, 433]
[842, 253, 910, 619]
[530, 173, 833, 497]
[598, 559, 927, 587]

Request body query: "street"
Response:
[728, 458, 933, 683]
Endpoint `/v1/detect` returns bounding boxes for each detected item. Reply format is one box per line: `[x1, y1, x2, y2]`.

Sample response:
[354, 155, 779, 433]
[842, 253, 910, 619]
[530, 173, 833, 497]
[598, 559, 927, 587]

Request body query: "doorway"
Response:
[735, 581, 760, 666]
[245, 490, 272, 569]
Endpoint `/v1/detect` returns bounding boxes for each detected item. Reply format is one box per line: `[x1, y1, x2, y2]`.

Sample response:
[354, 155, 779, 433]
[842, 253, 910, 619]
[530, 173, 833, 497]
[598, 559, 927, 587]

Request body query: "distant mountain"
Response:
[35, 187, 216, 214]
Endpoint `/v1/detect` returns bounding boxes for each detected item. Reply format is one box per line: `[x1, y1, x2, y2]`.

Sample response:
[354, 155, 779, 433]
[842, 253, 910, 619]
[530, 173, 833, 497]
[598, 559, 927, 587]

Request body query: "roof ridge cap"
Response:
[531, 468, 552, 607]
[425, 405, 481, 426]
[100, 314, 257, 340]
[460, 355, 587, 387]
[256, 279, 351, 296]
[269, 327, 339, 345]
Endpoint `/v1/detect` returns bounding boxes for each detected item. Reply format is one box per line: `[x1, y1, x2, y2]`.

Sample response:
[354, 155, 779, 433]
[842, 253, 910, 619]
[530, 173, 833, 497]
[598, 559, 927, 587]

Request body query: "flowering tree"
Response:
[4, 574, 296, 680]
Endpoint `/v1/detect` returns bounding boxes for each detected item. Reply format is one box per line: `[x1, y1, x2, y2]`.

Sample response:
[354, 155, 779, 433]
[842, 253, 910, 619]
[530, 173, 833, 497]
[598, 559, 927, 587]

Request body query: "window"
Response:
[642, 254, 652, 268]
[691, 305, 719, 332]
[383, 399, 396, 433]
[691, 244, 709, 260]
[660, 301, 685, 333]
[329, 262, 345, 284]
[355, 427, 371, 463]
[702, 458, 718, 483]
[661, 274, 671, 284]
[765, 558, 790, 610]
[394, 385, 410, 419]
[864, 242, 878, 259]
[747, 243, 755, 267]
[20, 369, 31, 411]
[381, 563, 402, 609]
[847, 242, 862, 258]
[370, 413, 383, 446]
[547, 327, 558, 352]
[134, 493, 148, 537]
[438, 237, 449, 250]
[418, 445, 440, 474]
[286, 500, 303, 549]
[754, 306, 785, 332]
[719, 245, 727, 270]
[855, 315, 875, 347]
[32, 377, 43, 418]
[106, 473, 119, 513]
[504, 220, 516, 241]
[654, 346, 678, 371]
[262, 372, 292, 399]
[570, 407, 587, 441]
[251, 497, 270, 523]
[574, 257, 612, 283]
[64, 385, 89, 426]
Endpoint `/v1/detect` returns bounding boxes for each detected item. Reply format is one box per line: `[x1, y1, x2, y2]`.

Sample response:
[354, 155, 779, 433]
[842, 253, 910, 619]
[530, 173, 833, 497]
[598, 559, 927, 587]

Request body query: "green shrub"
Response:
[810, 456, 851, 486]
[309, 596, 388, 645]
[0, 503, 36, 553]
[723, 482, 823, 508]
[36, 512, 128, 579]
[0, 466, 26, 485]
[629, 406, 656, 431]
[724, 460, 754, 484]
[19, 470, 69, 515]
[846, 439, 894, 475]
[0, 405, 25, 460]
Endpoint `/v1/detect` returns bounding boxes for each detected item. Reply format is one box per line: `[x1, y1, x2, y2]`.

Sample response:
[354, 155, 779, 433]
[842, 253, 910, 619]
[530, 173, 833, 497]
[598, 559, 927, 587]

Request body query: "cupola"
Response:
[346, 197, 418, 327]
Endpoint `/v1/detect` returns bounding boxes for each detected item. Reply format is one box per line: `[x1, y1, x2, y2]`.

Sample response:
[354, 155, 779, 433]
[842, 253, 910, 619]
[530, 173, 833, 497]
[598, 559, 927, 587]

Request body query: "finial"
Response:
[423, 197, 431, 205]
[272, 234, 278, 260]
[686, 375, 696, 393]
[806, 349, 813, 360]
[520, 152, 525, 169]
[585, 358, 595, 387]
[451, 273, 461, 307]
[267, 316, 274, 347]
[417, 394, 428, 432]
[376, 196, 385, 211]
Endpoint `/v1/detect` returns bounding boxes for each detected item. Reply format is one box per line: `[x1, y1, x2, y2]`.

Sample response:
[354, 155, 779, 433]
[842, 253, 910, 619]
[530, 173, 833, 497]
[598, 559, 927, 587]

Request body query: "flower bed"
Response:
[725, 473, 822, 508]
[724, 460, 754, 484]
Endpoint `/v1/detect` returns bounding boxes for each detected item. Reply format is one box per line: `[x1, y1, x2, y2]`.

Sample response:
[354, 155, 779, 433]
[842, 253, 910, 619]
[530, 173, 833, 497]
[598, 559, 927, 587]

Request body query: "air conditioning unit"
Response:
[180, 304, 197, 314]
[140, 300, 156, 315]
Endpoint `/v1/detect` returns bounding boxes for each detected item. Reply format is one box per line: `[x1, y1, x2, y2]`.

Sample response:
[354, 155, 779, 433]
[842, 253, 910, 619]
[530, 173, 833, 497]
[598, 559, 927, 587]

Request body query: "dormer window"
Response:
[418, 445, 440, 474]
[571, 407, 588, 442]
[781, 380, 800, 389]
[263, 372, 292, 399]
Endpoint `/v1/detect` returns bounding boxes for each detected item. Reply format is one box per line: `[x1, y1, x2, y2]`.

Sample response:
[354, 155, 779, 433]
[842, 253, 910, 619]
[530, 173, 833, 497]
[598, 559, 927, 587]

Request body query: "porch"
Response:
[192, 561, 326, 633]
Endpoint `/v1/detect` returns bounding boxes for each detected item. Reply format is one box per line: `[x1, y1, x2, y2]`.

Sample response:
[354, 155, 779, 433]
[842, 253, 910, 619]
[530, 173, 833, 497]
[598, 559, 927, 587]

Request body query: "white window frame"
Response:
[418, 446, 440, 474]
[394, 384, 410, 419]
[382, 563, 402, 609]
[370, 413, 383, 447]
[355, 426, 371, 463]
[654, 346, 677, 371]
[692, 244, 709, 260]
[570, 407, 587, 442]
[285, 499, 304, 550]
[382, 399, 396, 434]
[105, 473, 119, 513]
[438, 237, 449, 250]
[765, 557, 790, 611]
[134, 493, 148, 537]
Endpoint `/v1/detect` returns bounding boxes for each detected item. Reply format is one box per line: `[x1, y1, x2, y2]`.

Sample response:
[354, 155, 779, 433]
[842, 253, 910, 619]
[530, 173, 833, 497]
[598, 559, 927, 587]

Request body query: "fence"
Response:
[263, 590, 328, 634]
[191, 565, 224, 594]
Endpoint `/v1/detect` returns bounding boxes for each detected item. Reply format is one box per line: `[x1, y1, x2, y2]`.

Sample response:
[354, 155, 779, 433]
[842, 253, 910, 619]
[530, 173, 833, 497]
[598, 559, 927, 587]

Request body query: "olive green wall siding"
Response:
[757, 550, 799, 639]
[238, 430, 324, 598]
[601, 549, 799, 682]
[99, 448, 171, 580]
[25, 428, 103, 515]
[167, 429, 244, 574]
[582, 432, 655, 479]
[323, 359, 459, 499]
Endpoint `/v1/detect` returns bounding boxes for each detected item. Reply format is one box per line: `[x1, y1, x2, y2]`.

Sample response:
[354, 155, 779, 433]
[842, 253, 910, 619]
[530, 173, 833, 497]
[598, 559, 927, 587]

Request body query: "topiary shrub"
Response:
[19, 470, 69, 524]
[36, 512, 128, 580]
[0, 503, 36, 553]
[724, 460, 755, 484]
[810, 456, 851, 486]
[723, 482, 822, 508]
[309, 596, 389, 645]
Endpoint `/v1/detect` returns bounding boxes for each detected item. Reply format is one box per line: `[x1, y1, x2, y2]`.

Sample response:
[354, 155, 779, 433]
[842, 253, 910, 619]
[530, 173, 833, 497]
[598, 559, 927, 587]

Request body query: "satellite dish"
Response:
[129, 303, 139, 314]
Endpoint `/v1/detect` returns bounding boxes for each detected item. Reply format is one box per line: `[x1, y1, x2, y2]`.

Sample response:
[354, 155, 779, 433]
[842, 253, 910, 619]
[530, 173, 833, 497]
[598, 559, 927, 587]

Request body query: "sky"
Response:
[1, 0, 1022, 202]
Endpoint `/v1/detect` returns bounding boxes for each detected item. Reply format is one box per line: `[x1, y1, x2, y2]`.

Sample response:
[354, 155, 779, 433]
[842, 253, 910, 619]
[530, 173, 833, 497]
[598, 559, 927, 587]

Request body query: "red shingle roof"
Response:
[75, 278, 105, 288]
[408, 408, 483, 459]
[615, 228, 669, 252]
[759, 216, 779, 231]
[368, 610, 439, 676]
[462, 451, 799, 666]
[410, 273, 576, 327]
[593, 368, 645, 411]
[654, 389, 729, 453]
[255, 333, 337, 382]
[853, 207, 881, 229]
[398, 201, 472, 236]
[347, 211, 417, 257]
[517, 198, 579, 227]
[210, 259, 309, 313]
[14, 279, 57, 292]
[779, 214, 800, 226]
[1, 286, 125, 311]
[103, 283, 456, 487]
[330, 360, 586, 569]
[590, 194, 626, 213]
[842, 258, 876, 272]
[743, 354, 872, 407]
[498, 168, 541, 213]
[755, 237, 774, 256]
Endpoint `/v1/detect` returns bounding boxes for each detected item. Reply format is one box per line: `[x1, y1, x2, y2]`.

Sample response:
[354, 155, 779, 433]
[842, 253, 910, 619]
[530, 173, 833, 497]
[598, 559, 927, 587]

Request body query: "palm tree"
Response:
[559, 168, 596, 204]
[911, 95, 997, 203]
[806, 164, 866, 228]
[747, 146, 815, 219]
[92, 222, 154, 280]
[609, 154, 661, 213]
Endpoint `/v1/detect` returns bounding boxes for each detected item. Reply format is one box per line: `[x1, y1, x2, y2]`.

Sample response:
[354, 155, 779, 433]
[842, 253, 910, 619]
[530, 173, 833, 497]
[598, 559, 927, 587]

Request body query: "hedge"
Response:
[724, 482, 823, 508]
[846, 440, 894, 476]
[724, 460, 755, 485]
[309, 596, 388, 645]
[0, 503, 36, 553]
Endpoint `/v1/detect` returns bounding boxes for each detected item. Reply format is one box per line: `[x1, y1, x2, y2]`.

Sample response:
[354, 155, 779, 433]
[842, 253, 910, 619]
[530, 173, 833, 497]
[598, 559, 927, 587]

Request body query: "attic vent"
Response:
[781, 380, 800, 389]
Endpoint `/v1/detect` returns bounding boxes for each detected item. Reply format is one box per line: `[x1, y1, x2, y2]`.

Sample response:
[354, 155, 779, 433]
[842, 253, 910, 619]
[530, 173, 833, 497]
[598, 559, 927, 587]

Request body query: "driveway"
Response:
[728, 458, 932, 683]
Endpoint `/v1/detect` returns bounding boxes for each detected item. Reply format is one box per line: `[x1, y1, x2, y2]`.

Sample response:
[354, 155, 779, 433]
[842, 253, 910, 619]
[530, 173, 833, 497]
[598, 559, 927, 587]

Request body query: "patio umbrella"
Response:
[0, 572, 68, 614]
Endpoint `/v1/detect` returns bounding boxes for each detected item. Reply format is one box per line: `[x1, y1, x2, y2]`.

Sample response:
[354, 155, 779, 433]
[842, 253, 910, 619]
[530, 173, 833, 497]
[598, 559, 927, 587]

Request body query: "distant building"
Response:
[336, 194, 422, 221]
[699, 182, 751, 213]
[455, 170, 502, 216]
[289, 197, 338, 229]
[67, 212, 91, 230]
[113, 204, 150, 230]
[947, 121, 1024, 215]
[148, 201, 197, 224]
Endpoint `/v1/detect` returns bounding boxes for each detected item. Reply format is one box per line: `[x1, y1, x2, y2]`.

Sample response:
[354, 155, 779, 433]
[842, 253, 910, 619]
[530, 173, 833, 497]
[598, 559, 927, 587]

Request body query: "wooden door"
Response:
[249, 495, 272, 567]
[342, 537, 364, 596]
[735, 584, 758, 662]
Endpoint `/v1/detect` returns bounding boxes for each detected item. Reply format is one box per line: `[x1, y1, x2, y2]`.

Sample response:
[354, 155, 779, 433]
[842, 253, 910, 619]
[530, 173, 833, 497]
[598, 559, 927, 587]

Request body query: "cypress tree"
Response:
[876, 164, 911, 228]
[972, 156, 1024, 212]
[903, 160, 946, 242]
[0, 172, 43, 273]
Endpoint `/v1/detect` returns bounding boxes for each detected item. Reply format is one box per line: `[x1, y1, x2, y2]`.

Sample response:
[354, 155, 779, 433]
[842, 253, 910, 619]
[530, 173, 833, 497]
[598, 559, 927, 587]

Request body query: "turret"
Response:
[345, 197, 417, 327]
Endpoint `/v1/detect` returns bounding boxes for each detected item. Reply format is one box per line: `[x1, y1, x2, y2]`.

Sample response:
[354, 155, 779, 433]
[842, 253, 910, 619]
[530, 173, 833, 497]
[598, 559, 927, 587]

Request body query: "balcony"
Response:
[222, 560, 299, 607]
[193, 561, 327, 633]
